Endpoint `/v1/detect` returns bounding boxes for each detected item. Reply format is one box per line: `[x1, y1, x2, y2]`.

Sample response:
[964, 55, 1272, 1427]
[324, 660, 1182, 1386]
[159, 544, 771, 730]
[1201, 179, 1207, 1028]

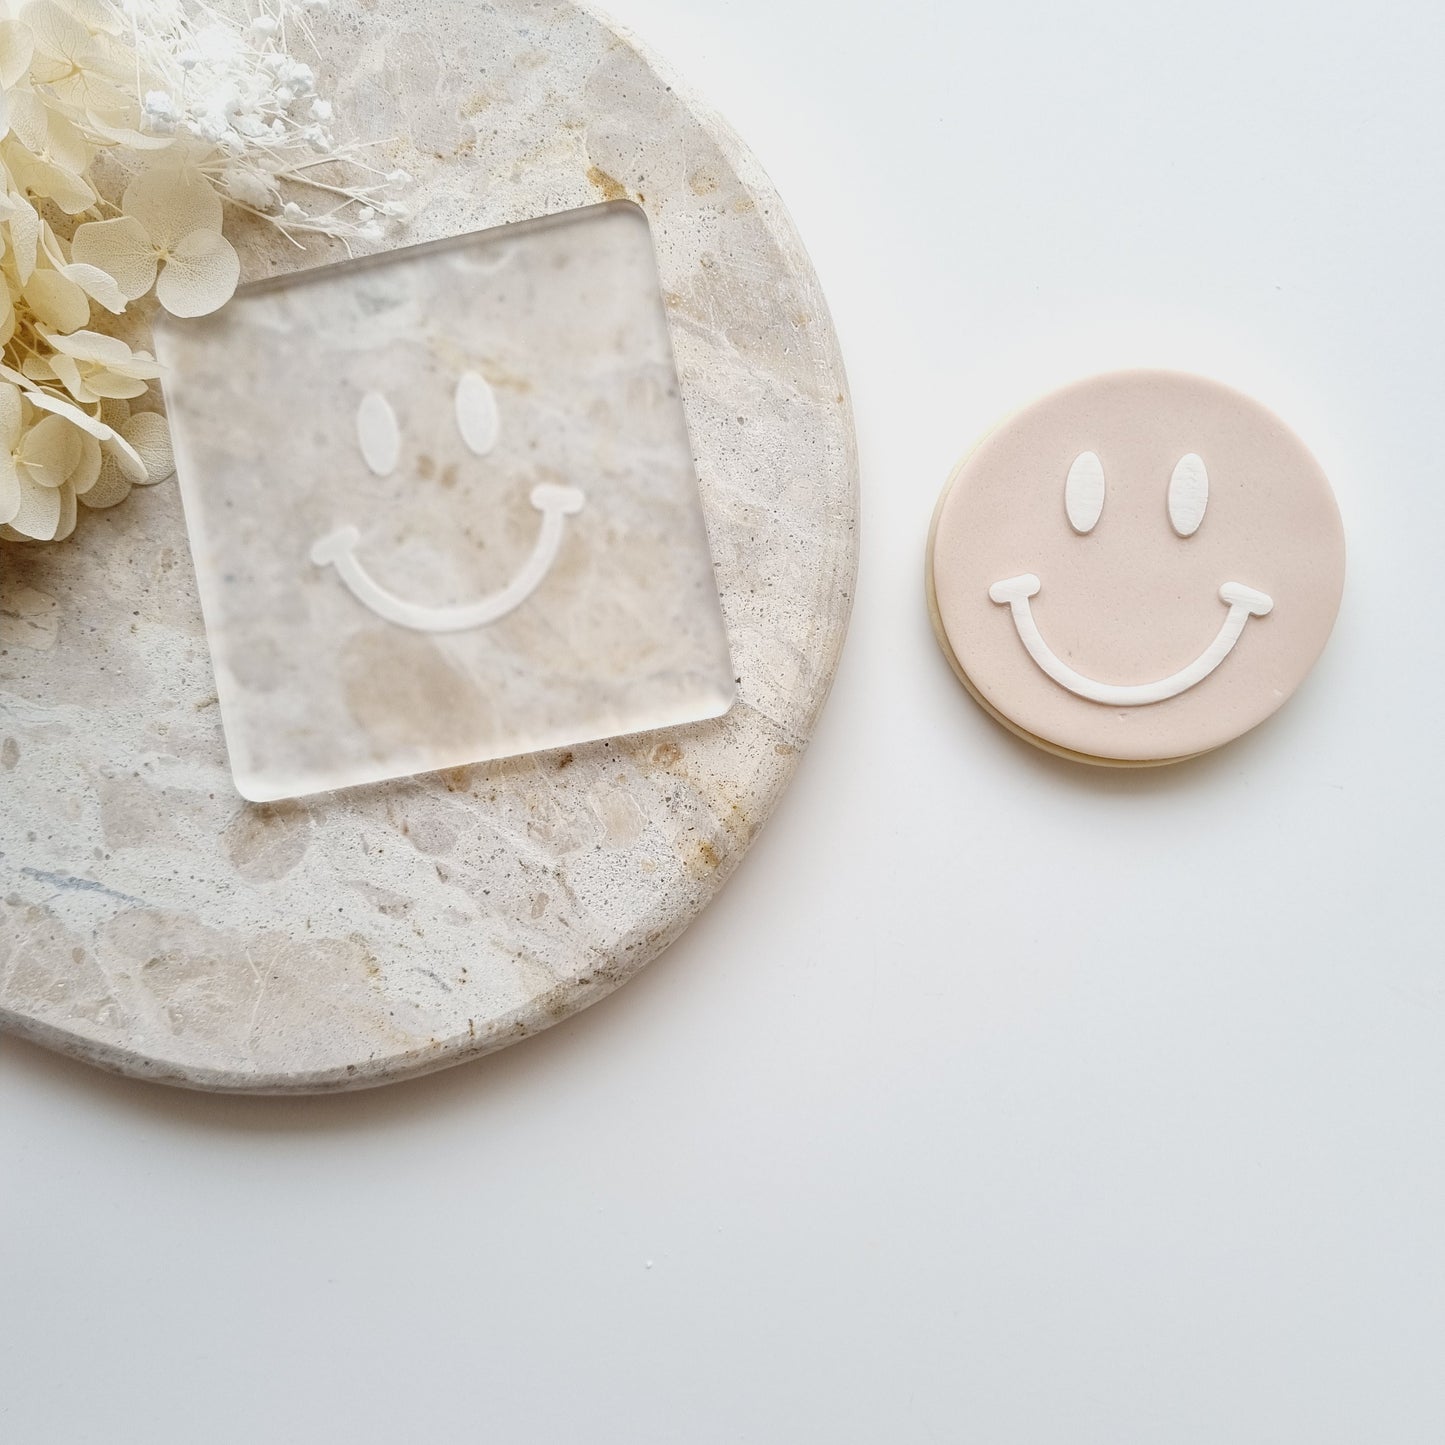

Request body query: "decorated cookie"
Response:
[927, 371, 1345, 764]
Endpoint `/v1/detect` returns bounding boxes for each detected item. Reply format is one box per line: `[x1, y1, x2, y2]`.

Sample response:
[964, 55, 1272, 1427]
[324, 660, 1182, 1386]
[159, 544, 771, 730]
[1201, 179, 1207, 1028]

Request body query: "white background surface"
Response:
[3, 1, 1443, 1440]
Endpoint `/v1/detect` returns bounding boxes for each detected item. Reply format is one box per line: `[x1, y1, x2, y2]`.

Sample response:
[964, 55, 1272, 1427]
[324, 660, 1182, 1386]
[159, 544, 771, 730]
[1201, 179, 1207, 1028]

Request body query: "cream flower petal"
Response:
[123, 168, 223, 252]
[22, 0, 88, 62]
[48, 161, 98, 213]
[5, 194, 40, 282]
[8, 95, 91, 177]
[120, 411, 174, 485]
[22, 354, 58, 382]
[23, 267, 89, 331]
[23, 49, 64, 85]
[58, 0, 123, 38]
[5, 91, 46, 151]
[40, 108, 91, 176]
[21, 412, 83, 486]
[156, 229, 239, 317]
[69, 431, 101, 494]
[8, 471, 61, 539]
[44, 330, 165, 403]
[0, 383, 21, 448]
[87, 111, 176, 151]
[19, 392, 150, 488]
[97, 395, 130, 430]
[78, 32, 131, 83]
[101, 429, 145, 482]
[70, 216, 157, 300]
[50, 43, 129, 93]
[80, 370, 150, 401]
[47, 354, 93, 402]
[0, 453, 21, 523]
[0, 285, 14, 349]
[0, 19, 34, 90]
[51, 478, 77, 540]
[46, 328, 134, 364]
[24, 386, 106, 435]
[78, 455, 129, 508]
[21, 1, 118, 105]
[60, 262, 127, 314]
[6, 145, 94, 214]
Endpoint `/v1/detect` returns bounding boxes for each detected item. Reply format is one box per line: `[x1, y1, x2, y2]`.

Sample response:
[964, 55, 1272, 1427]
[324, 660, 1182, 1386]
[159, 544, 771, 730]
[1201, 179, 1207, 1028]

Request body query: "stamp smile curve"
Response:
[988, 573, 1273, 706]
[311, 482, 585, 633]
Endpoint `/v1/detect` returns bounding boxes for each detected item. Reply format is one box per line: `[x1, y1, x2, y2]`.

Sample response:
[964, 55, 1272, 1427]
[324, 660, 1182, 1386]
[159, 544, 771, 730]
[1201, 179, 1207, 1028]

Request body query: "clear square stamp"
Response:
[156, 202, 734, 801]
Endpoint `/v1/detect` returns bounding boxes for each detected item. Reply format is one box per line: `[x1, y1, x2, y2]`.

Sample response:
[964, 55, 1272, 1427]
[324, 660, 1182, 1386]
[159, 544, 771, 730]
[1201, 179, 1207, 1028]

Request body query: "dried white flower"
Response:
[0, 0, 409, 545]
[141, 88, 177, 131]
[72, 167, 240, 316]
[45, 329, 162, 403]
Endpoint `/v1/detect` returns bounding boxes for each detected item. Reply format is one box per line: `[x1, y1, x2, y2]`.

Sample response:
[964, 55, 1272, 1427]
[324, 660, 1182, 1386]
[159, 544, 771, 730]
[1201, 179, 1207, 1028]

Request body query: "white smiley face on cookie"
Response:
[928, 371, 1345, 764]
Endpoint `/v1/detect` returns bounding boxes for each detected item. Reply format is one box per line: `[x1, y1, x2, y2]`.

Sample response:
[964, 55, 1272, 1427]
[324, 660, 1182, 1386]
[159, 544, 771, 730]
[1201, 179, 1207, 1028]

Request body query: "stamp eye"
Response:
[357, 391, 400, 477]
[1168, 453, 1209, 537]
[1065, 451, 1105, 534]
[455, 370, 499, 456]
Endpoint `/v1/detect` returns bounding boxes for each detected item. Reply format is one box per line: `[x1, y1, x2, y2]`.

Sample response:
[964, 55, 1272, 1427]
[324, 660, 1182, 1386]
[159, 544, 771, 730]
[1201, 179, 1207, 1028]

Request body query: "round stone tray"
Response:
[0, 0, 857, 1092]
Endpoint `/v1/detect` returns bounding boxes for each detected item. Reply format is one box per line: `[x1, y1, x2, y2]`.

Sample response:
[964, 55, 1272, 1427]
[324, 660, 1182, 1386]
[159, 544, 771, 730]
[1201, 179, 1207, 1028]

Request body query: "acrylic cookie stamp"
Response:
[927, 371, 1345, 765]
[156, 202, 735, 802]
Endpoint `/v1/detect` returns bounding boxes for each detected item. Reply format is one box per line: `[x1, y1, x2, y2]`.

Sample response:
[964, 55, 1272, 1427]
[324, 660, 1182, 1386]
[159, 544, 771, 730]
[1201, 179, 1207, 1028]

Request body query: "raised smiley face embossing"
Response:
[310, 372, 586, 631]
[988, 448, 1275, 707]
[928, 371, 1345, 764]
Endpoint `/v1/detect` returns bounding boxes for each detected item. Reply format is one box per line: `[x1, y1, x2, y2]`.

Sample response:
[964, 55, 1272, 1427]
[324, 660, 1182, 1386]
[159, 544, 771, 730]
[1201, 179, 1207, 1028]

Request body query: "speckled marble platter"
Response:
[0, 0, 858, 1092]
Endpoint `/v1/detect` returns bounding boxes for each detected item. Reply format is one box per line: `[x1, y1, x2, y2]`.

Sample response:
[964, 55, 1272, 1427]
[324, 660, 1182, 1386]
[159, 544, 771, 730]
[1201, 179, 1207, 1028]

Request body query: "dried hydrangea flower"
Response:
[78, 397, 171, 509]
[0, 382, 84, 539]
[0, 0, 406, 546]
[71, 166, 239, 316]
[42, 329, 162, 402]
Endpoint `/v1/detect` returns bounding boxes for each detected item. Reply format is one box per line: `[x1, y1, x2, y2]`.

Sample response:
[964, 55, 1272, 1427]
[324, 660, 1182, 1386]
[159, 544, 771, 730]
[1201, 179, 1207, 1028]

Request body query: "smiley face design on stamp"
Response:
[156, 204, 736, 802]
[928, 371, 1345, 765]
[310, 371, 586, 632]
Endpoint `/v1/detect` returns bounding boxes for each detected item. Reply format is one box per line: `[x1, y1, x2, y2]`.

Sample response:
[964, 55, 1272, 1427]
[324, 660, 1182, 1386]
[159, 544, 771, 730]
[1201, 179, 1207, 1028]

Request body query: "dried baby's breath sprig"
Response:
[0, 0, 405, 542]
[114, 0, 409, 246]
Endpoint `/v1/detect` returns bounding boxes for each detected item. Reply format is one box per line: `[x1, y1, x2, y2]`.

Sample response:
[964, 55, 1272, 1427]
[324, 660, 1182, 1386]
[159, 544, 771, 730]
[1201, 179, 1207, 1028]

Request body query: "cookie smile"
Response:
[988, 574, 1273, 706]
[311, 483, 585, 633]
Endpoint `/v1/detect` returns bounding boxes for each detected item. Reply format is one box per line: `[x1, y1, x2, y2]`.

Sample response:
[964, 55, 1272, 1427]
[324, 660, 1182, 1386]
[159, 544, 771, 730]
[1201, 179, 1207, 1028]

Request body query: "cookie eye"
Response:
[357, 391, 400, 477]
[1168, 453, 1209, 537]
[1065, 450, 1105, 534]
[455, 370, 499, 456]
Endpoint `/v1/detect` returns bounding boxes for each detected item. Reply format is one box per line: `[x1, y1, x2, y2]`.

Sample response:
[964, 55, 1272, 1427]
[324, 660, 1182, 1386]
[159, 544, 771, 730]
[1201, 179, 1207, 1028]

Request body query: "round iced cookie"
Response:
[927, 371, 1345, 765]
